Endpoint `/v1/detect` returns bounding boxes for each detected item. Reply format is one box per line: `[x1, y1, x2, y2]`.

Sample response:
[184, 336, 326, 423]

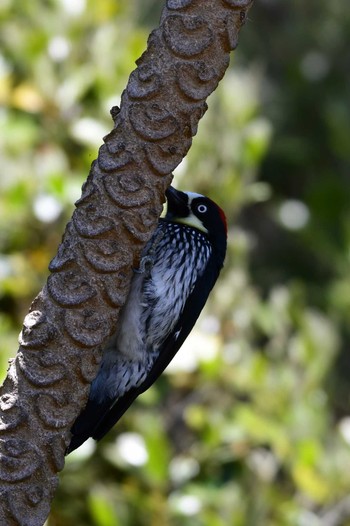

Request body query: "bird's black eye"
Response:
[197, 204, 207, 214]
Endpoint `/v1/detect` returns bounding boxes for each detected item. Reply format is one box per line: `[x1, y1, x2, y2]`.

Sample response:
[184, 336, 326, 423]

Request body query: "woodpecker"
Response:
[67, 186, 227, 453]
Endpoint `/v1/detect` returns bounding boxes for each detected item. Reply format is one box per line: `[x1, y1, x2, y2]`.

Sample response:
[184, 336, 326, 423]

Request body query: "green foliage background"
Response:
[1, 1, 350, 525]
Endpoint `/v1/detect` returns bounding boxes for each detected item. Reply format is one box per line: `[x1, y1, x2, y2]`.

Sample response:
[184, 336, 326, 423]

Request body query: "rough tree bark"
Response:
[0, 1, 254, 524]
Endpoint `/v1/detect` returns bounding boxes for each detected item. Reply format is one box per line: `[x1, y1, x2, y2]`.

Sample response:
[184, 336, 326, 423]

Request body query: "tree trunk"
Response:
[0, 1, 254, 524]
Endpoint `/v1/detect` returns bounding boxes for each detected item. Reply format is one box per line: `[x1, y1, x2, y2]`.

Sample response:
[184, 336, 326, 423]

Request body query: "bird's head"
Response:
[164, 186, 227, 260]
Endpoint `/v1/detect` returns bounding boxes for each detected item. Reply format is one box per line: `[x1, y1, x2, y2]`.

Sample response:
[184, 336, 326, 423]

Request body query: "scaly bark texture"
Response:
[0, 1, 254, 524]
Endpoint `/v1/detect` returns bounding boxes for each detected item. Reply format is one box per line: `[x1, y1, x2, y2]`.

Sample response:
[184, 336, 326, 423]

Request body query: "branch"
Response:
[0, 1, 254, 524]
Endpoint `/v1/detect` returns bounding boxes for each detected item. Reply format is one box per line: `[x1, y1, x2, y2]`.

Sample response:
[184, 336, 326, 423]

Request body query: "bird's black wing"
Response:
[67, 396, 113, 453]
[87, 260, 220, 443]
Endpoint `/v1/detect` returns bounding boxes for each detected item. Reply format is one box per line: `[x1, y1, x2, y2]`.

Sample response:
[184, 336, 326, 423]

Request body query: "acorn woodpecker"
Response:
[67, 186, 227, 453]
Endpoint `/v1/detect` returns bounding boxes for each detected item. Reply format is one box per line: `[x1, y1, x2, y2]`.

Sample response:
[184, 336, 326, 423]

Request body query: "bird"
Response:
[67, 185, 227, 454]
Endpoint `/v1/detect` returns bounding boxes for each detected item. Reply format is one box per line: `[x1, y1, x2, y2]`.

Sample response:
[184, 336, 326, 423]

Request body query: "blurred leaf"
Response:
[88, 488, 120, 526]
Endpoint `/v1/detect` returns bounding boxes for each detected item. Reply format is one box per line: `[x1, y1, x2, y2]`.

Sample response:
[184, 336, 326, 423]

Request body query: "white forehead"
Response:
[186, 192, 204, 203]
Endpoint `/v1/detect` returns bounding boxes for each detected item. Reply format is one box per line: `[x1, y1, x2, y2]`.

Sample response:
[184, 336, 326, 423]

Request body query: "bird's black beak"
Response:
[165, 186, 189, 220]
